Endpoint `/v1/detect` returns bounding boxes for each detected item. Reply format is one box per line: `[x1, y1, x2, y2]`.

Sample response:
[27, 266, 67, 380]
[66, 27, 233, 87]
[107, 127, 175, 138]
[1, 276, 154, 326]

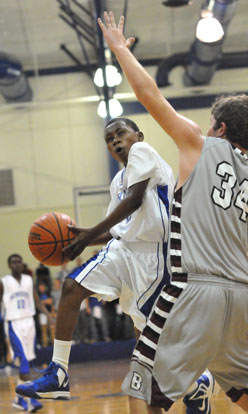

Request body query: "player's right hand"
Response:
[63, 225, 91, 260]
[98, 11, 135, 52]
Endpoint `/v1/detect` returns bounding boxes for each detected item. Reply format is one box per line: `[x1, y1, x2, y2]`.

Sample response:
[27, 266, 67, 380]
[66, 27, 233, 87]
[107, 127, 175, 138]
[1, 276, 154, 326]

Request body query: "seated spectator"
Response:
[55, 264, 70, 283]
[51, 278, 61, 315]
[37, 282, 55, 347]
[35, 263, 52, 294]
[88, 297, 111, 343]
[23, 263, 33, 278]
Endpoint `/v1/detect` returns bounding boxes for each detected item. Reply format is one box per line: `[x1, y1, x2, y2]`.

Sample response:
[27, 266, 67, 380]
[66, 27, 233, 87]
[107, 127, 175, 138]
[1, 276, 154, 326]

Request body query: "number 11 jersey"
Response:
[2, 274, 35, 321]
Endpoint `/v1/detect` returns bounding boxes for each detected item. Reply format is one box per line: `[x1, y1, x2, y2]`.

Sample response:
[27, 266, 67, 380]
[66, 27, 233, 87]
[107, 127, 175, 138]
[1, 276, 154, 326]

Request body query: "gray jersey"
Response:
[169, 137, 248, 283]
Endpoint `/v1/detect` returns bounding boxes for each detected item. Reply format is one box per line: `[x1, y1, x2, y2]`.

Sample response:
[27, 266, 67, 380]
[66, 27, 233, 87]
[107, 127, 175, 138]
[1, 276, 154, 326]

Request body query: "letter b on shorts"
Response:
[130, 371, 143, 390]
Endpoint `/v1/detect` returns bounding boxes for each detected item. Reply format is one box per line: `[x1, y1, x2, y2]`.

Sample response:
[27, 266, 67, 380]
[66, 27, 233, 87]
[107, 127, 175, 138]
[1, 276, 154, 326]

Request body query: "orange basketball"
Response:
[28, 212, 77, 266]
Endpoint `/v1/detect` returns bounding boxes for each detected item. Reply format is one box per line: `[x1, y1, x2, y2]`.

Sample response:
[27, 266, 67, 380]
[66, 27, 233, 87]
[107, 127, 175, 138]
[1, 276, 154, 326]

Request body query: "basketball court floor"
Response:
[0, 358, 245, 414]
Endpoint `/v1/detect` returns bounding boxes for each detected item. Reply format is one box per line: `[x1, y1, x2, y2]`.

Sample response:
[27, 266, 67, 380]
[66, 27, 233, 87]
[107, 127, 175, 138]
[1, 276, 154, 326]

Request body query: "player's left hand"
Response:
[98, 11, 135, 52]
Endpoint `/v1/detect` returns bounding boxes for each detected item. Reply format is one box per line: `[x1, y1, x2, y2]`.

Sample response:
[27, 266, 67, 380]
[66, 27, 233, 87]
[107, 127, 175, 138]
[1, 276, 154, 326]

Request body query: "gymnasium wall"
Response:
[0, 67, 246, 276]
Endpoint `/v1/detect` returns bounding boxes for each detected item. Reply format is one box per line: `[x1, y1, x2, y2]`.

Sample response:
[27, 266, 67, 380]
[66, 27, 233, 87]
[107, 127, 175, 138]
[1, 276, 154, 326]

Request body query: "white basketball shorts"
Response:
[68, 238, 170, 331]
[5, 316, 36, 373]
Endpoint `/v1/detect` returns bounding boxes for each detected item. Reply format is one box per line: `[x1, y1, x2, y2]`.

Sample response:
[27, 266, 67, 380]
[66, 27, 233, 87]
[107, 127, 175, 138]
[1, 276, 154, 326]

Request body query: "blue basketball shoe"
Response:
[12, 396, 28, 411]
[28, 398, 43, 413]
[183, 370, 215, 414]
[16, 362, 70, 400]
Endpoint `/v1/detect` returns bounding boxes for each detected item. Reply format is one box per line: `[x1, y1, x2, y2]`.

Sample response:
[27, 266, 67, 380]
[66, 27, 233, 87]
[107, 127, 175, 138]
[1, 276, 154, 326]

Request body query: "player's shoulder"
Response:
[1, 274, 12, 281]
[22, 273, 33, 284]
[131, 141, 153, 153]
[129, 141, 160, 160]
[0, 274, 13, 290]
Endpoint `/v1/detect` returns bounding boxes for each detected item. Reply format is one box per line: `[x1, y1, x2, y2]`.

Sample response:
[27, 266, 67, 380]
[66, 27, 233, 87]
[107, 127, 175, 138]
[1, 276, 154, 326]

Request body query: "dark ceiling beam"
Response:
[24, 51, 248, 78]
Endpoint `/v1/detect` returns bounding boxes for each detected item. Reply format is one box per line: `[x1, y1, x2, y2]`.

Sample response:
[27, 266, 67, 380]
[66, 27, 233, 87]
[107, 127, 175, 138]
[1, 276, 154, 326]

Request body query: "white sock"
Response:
[52, 339, 72, 371]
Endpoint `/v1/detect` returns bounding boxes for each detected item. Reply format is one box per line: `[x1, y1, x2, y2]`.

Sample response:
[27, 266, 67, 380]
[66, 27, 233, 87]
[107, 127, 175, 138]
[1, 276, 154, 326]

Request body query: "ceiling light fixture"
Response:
[196, 16, 224, 43]
[97, 98, 123, 119]
[196, 1, 224, 43]
[94, 65, 122, 88]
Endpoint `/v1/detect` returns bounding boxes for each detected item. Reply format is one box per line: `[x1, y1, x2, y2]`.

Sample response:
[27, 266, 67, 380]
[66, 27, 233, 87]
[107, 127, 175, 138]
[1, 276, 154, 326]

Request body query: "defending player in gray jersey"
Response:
[98, 12, 248, 414]
[170, 136, 247, 282]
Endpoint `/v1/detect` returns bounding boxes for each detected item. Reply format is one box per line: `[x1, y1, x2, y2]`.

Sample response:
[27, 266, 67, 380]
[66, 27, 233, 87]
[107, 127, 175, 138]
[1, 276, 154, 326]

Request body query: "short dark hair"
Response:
[105, 117, 140, 132]
[211, 94, 248, 150]
[8, 253, 22, 265]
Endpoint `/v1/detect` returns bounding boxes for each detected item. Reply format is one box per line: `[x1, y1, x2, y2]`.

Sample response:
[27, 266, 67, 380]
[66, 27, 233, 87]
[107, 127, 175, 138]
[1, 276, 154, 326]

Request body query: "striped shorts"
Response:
[121, 275, 248, 409]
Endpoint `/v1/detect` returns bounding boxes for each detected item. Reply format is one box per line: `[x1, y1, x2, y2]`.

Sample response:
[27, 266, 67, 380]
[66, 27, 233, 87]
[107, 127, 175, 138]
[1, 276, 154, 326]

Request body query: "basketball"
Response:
[28, 212, 77, 266]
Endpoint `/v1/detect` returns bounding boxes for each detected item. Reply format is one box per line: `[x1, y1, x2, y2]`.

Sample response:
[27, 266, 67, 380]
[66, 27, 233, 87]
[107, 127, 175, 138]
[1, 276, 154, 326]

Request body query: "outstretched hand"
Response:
[98, 11, 135, 52]
[63, 225, 91, 261]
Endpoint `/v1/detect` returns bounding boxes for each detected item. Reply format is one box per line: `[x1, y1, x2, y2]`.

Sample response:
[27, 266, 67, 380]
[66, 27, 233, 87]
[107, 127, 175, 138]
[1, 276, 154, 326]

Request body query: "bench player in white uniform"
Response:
[17, 117, 214, 414]
[96, 11, 248, 414]
[0, 254, 52, 412]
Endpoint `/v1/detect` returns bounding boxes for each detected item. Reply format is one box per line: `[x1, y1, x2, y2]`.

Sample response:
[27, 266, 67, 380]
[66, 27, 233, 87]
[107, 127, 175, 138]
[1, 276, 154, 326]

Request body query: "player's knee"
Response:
[61, 278, 90, 302]
[61, 278, 78, 298]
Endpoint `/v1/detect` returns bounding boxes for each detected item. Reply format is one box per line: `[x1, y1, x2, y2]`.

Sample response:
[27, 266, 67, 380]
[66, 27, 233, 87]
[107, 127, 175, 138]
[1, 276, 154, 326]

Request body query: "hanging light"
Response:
[94, 65, 122, 88]
[97, 100, 107, 118]
[196, 15, 224, 43]
[196, 2, 224, 44]
[97, 98, 123, 119]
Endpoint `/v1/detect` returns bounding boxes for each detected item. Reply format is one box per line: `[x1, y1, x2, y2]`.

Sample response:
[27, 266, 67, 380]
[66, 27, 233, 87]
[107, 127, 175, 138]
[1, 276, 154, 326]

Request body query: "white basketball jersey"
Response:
[107, 142, 175, 243]
[1, 274, 35, 321]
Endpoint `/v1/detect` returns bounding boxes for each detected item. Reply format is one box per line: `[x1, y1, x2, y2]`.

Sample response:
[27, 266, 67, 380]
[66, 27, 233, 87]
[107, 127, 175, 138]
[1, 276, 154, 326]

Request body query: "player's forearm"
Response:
[86, 196, 142, 244]
[114, 46, 158, 103]
[112, 46, 180, 137]
[88, 231, 112, 245]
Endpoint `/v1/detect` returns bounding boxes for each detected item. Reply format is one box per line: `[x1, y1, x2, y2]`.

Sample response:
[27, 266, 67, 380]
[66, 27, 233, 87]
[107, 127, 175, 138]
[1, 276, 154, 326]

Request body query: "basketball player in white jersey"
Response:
[16, 117, 214, 414]
[15, 118, 171, 408]
[93, 11, 247, 414]
[0, 253, 52, 412]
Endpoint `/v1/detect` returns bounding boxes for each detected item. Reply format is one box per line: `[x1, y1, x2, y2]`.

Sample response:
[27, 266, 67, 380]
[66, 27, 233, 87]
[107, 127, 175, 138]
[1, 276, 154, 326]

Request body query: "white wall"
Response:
[0, 67, 246, 276]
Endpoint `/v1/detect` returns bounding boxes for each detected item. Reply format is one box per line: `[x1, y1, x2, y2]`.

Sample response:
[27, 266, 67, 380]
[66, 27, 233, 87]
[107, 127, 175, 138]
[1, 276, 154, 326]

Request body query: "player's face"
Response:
[104, 120, 143, 166]
[9, 256, 23, 275]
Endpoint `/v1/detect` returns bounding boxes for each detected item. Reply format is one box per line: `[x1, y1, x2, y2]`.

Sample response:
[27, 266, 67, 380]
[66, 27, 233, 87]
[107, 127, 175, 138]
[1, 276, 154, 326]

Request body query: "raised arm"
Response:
[98, 12, 204, 185]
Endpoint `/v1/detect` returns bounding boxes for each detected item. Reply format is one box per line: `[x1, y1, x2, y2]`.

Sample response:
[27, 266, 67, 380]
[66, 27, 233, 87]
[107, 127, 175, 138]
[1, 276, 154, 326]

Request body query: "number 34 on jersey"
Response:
[211, 161, 248, 223]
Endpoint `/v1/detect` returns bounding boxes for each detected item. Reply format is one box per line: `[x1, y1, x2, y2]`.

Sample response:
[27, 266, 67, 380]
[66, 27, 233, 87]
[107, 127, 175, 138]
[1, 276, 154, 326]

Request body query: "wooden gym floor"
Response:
[0, 358, 245, 413]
